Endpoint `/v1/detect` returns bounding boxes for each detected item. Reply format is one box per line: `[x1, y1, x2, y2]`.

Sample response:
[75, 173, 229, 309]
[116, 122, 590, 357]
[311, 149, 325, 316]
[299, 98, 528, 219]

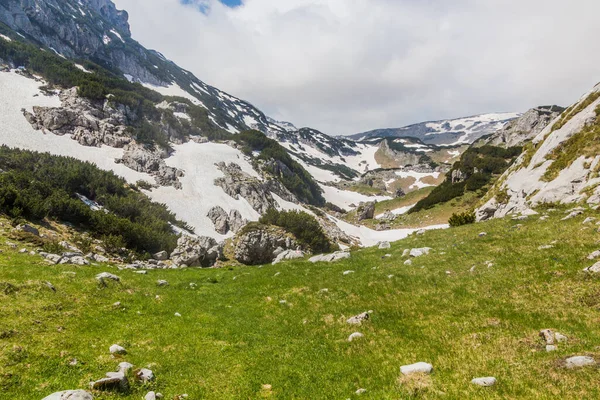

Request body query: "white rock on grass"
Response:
[402, 249, 410, 257]
[309, 251, 351, 263]
[583, 217, 596, 224]
[136, 368, 155, 383]
[404, 259, 413, 266]
[272, 249, 305, 265]
[347, 312, 369, 325]
[546, 345, 558, 352]
[565, 356, 596, 369]
[42, 390, 93, 400]
[145, 392, 163, 400]
[583, 262, 600, 273]
[539, 329, 555, 345]
[342, 270, 354, 276]
[478, 232, 487, 237]
[109, 344, 127, 355]
[348, 332, 364, 342]
[538, 245, 554, 250]
[400, 362, 433, 375]
[555, 332, 568, 343]
[117, 362, 134, 373]
[471, 377, 497, 387]
[587, 250, 600, 260]
[409, 247, 432, 257]
[355, 388, 367, 395]
[378, 241, 391, 249]
[561, 211, 583, 221]
[157, 280, 169, 286]
[96, 272, 120, 282]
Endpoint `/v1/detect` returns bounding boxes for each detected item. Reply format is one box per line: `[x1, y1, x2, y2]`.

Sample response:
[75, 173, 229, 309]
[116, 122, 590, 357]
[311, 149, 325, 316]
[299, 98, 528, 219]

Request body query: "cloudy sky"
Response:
[113, 0, 600, 136]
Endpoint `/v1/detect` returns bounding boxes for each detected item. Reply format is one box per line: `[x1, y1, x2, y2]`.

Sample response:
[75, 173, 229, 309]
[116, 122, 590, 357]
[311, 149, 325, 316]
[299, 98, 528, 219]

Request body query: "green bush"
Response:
[448, 211, 476, 227]
[236, 131, 325, 206]
[259, 208, 336, 253]
[0, 147, 184, 254]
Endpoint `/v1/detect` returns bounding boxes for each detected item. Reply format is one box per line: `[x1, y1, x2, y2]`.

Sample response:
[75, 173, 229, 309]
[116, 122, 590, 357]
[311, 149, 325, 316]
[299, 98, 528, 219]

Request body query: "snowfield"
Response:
[0, 70, 447, 246]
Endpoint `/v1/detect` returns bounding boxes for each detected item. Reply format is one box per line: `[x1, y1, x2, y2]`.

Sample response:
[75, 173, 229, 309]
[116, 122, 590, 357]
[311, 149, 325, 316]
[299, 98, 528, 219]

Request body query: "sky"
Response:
[113, 0, 600, 136]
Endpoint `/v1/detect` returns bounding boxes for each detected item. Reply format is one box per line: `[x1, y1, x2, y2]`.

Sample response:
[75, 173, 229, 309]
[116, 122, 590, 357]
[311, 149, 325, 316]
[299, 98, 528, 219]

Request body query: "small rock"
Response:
[587, 250, 600, 260]
[546, 345, 558, 352]
[416, 229, 426, 235]
[135, 270, 148, 274]
[471, 377, 496, 387]
[555, 332, 568, 343]
[109, 344, 127, 355]
[16, 223, 40, 236]
[175, 312, 182, 317]
[583, 217, 596, 224]
[136, 368, 155, 383]
[402, 249, 410, 257]
[348, 332, 364, 342]
[565, 355, 596, 369]
[404, 259, 413, 266]
[153, 251, 169, 260]
[583, 262, 600, 273]
[118, 362, 134, 373]
[539, 329, 555, 345]
[347, 312, 369, 325]
[42, 390, 93, 400]
[409, 247, 431, 257]
[19, 248, 27, 253]
[378, 241, 391, 249]
[145, 392, 157, 400]
[96, 272, 120, 282]
[113, 301, 121, 307]
[355, 388, 367, 395]
[400, 362, 433, 375]
[44, 281, 56, 292]
[538, 245, 554, 250]
[343, 270, 354, 276]
[562, 211, 583, 221]
[478, 232, 487, 237]
[157, 280, 168, 286]
[90, 371, 129, 392]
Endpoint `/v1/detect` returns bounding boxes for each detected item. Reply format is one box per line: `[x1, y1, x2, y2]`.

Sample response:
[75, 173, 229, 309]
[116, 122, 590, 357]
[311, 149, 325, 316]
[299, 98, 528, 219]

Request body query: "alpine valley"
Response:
[2, 1, 600, 399]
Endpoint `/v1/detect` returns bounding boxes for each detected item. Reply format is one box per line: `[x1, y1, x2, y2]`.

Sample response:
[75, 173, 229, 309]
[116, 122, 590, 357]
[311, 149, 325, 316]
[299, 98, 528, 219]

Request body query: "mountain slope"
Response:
[351, 112, 520, 145]
[477, 84, 600, 220]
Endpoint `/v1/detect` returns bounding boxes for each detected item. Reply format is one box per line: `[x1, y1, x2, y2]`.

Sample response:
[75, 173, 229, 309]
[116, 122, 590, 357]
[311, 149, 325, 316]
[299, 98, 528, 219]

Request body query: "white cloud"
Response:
[114, 0, 600, 135]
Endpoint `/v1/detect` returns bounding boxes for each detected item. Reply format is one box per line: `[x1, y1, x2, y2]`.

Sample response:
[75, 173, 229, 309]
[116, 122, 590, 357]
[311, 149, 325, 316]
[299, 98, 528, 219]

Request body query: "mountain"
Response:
[350, 112, 521, 145]
[477, 84, 600, 220]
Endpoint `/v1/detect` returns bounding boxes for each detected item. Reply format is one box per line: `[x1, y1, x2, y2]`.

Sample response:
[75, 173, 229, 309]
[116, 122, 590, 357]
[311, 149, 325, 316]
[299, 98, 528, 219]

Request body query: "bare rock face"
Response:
[214, 162, 296, 214]
[170, 235, 224, 268]
[357, 201, 376, 221]
[485, 106, 565, 147]
[42, 390, 93, 400]
[117, 143, 184, 188]
[207, 206, 247, 234]
[234, 226, 299, 265]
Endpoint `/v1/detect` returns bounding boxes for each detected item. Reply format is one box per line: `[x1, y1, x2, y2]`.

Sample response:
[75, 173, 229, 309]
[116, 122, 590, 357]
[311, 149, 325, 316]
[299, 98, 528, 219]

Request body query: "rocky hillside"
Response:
[477, 84, 600, 220]
[350, 112, 520, 145]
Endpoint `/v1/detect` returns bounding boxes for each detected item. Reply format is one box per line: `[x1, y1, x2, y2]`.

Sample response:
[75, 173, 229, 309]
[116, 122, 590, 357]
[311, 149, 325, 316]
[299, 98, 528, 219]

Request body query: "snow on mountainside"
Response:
[350, 112, 521, 145]
[477, 84, 600, 220]
[0, 1, 449, 246]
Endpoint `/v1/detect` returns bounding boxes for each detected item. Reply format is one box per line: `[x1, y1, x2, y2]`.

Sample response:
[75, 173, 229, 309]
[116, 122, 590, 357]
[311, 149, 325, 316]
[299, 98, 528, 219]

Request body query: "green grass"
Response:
[3, 208, 600, 399]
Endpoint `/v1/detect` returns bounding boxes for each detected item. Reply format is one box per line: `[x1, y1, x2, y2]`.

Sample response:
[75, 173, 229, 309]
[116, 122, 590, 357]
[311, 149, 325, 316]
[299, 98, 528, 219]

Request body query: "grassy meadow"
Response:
[2, 208, 600, 399]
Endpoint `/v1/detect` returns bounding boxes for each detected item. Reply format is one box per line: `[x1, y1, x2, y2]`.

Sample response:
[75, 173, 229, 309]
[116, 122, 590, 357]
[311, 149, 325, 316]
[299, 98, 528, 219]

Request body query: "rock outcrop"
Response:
[214, 162, 295, 214]
[357, 201, 376, 221]
[477, 84, 600, 220]
[117, 143, 184, 188]
[207, 206, 247, 234]
[233, 225, 299, 265]
[170, 235, 223, 267]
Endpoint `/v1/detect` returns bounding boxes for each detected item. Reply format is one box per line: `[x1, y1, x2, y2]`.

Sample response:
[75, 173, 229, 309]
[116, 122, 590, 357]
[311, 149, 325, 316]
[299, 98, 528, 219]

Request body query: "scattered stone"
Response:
[175, 312, 182, 317]
[387, 274, 394, 279]
[136, 368, 155, 383]
[546, 345, 558, 352]
[117, 362, 134, 373]
[384, 254, 392, 258]
[318, 288, 329, 293]
[471, 377, 497, 387]
[272, 249, 305, 265]
[355, 388, 367, 395]
[145, 392, 157, 400]
[587, 250, 600, 260]
[583, 262, 600, 273]
[583, 217, 596, 224]
[342, 270, 354, 276]
[273, 272, 281, 277]
[378, 241, 391, 249]
[113, 302, 121, 307]
[402, 249, 410, 257]
[69, 359, 79, 366]
[562, 211, 583, 221]
[19, 248, 28, 253]
[478, 232, 487, 237]
[109, 344, 126, 355]
[565, 356, 596, 369]
[347, 312, 369, 325]
[357, 201, 376, 221]
[555, 332, 568, 343]
[538, 245, 554, 250]
[400, 362, 433, 375]
[445, 271, 452, 275]
[348, 332, 364, 342]
[42, 390, 93, 400]
[96, 272, 120, 282]
[153, 251, 168, 260]
[404, 259, 413, 266]
[44, 281, 56, 292]
[469, 266, 476, 273]
[91, 253, 110, 263]
[539, 329, 555, 345]
[409, 247, 432, 257]
[309, 251, 351, 263]
[135, 271, 147, 275]
[416, 229, 426, 235]
[90, 371, 129, 392]
[157, 280, 168, 287]
[15, 223, 40, 236]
